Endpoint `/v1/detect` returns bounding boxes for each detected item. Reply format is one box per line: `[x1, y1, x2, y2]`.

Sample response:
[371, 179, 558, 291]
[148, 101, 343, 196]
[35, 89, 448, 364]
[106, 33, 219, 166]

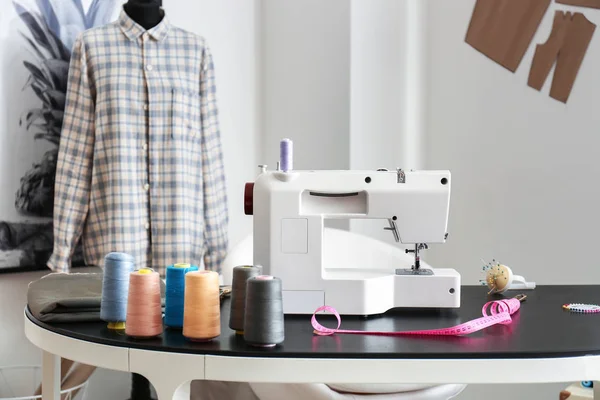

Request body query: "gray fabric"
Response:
[27, 272, 166, 323]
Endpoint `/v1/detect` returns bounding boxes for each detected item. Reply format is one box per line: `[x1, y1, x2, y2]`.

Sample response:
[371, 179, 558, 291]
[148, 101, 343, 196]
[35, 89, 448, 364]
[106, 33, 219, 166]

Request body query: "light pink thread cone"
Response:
[126, 269, 163, 338]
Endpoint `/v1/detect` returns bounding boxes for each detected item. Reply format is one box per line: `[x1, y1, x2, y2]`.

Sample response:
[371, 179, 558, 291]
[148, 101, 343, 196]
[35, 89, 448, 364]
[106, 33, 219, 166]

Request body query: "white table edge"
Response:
[24, 310, 129, 372]
[24, 310, 600, 399]
[204, 354, 600, 384]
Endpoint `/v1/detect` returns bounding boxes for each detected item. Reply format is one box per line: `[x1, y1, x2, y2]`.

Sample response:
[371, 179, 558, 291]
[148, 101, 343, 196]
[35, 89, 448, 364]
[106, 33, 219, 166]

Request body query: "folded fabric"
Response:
[27, 272, 166, 323]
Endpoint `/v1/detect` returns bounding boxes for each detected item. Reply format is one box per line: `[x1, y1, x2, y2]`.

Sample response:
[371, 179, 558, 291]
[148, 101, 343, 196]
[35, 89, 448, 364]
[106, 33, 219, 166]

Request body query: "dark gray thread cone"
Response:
[229, 265, 261, 332]
[244, 276, 284, 346]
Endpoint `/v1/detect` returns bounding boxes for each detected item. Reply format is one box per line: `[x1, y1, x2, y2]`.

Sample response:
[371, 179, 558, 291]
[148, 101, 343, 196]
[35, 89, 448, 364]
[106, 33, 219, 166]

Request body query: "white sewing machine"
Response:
[244, 142, 460, 315]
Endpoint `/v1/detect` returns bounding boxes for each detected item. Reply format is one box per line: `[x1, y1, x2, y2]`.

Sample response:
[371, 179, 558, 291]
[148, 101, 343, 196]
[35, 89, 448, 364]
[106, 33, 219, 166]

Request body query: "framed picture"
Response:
[0, 0, 120, 273]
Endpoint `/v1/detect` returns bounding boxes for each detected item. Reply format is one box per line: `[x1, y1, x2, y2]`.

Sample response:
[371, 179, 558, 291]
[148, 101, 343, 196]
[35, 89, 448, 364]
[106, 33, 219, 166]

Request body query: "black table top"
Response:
[26, 285, 600, 359]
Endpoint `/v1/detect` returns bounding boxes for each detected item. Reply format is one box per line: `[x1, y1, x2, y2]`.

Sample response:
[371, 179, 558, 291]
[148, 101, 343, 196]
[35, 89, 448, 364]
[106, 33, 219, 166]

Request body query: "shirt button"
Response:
[144, 183, 150, 191]
[146, 64, 153, 71]
[145, 222, 150, 230]
[143, 143, 148, 151]
[143, 104, 149, 111]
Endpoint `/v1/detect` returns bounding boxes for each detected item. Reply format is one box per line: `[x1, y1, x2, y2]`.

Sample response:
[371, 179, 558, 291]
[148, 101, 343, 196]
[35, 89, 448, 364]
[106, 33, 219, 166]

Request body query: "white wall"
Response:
[260, 0, 350, 230]
[348, 0, 426, 243]
[349, 0, 426, 172]
[260, 0, 350, 172]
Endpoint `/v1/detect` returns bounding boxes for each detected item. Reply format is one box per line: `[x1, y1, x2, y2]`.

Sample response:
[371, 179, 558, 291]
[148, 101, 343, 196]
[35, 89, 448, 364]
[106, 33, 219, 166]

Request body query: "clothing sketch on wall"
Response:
[0, 0, 120, 272]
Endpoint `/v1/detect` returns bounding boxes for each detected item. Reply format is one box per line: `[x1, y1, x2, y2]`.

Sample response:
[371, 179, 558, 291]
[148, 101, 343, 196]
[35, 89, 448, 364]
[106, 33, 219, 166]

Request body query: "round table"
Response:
[24, 285, 600, 399]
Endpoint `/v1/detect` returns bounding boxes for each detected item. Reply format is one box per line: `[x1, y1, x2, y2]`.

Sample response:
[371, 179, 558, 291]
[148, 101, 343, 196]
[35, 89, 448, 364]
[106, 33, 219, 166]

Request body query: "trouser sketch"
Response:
[465, 0, 551, 72]
[528, 11, 596, 103]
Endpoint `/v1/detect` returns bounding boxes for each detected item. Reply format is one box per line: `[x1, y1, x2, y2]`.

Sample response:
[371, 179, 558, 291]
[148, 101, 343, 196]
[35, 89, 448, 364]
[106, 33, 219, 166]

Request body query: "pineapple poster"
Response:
[0, 0, 120, 272]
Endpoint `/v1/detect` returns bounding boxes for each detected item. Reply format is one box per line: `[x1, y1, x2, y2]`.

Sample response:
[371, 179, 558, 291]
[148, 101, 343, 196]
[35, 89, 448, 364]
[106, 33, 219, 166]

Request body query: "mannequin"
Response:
[122, 4, 163, 397]
[123, 0, 163, 30]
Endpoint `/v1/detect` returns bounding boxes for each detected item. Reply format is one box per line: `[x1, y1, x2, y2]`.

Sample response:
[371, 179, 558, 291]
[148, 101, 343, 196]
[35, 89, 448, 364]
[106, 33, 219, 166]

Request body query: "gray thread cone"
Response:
[229, 266, 260, 332]
[243, 276, 284, 346]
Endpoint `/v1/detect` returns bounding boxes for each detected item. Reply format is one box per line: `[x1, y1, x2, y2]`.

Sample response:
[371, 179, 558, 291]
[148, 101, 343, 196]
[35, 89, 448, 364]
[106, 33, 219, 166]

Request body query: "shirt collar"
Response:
[118, 8, 170, 42]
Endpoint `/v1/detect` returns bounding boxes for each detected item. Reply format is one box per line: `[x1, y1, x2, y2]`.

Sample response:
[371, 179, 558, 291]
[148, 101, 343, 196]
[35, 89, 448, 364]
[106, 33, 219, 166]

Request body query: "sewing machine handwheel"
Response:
[244, 182, 254, 215]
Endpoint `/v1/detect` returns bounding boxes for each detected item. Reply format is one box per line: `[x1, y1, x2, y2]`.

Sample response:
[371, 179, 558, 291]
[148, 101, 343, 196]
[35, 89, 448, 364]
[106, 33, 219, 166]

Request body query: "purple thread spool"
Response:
[279, 138, 293, 172]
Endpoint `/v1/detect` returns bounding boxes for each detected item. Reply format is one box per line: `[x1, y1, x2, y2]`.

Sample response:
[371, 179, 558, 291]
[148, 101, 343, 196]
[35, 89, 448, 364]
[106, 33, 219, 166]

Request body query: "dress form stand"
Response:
[130, 373, 153, 400]
[122, 2, 162, 399]
[123, 0, 164, 30]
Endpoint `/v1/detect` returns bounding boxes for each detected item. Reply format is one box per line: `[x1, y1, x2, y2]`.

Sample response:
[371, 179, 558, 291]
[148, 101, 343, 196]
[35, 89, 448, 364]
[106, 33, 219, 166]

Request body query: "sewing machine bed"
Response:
[25, 285, 600, 359]
[322, 268, 394, 279]
[321, 267, 458, 279]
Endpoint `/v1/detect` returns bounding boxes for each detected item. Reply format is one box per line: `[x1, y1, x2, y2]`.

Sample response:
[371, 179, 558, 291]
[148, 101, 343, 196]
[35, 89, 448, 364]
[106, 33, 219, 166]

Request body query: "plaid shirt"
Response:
[48, 9, 228, 277]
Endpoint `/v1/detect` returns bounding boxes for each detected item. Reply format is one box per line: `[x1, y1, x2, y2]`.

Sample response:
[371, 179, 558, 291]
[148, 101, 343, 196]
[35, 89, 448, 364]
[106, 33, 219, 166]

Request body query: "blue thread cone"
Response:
[164, 264, 199, 328]
[100, 252, 135, 323]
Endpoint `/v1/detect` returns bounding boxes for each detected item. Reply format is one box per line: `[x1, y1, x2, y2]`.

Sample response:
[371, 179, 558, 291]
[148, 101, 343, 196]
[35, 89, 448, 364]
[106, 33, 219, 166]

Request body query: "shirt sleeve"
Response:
[47, 33, 95, 273]
[200, 43, 228, 274]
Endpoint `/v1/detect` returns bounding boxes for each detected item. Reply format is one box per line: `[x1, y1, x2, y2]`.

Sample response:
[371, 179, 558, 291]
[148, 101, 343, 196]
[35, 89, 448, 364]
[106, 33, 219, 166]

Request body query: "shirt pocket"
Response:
[171, 88, 202, 139]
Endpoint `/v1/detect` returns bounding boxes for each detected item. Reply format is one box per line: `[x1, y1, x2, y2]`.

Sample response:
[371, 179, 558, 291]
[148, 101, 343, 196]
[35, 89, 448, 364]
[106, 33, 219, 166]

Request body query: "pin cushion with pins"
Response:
[486, 263, 510, 294]
[480, 258, 536, 294]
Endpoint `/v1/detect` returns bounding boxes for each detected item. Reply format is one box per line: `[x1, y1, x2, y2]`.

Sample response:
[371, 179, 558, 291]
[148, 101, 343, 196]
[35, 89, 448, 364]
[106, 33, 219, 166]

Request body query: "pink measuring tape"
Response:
[311, 295, 526, 337]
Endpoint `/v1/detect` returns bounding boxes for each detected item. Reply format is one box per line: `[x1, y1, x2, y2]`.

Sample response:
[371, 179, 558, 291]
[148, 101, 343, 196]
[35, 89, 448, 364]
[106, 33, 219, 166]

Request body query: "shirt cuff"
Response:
[204, 250, 226, 275]
[47, 250, 71, 273]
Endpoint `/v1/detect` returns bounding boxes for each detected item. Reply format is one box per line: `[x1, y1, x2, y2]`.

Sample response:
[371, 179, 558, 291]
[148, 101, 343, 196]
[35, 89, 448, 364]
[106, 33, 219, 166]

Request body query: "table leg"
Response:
[153, 383, 178, 400]
[594, 382, 600, 399]
[42, 351, 60, 400]
[131, 373, 153, 399]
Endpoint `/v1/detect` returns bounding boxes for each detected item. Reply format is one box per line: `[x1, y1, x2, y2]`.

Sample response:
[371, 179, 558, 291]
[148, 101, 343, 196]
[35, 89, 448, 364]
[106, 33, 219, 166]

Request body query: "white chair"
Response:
[218, 228, 466, 400]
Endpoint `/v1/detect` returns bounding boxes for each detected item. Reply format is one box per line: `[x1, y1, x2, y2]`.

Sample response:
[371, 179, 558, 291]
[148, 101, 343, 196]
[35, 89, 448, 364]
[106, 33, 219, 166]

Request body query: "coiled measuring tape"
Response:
[562, 303, 600, 313]
[311, 295, 526, 337]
